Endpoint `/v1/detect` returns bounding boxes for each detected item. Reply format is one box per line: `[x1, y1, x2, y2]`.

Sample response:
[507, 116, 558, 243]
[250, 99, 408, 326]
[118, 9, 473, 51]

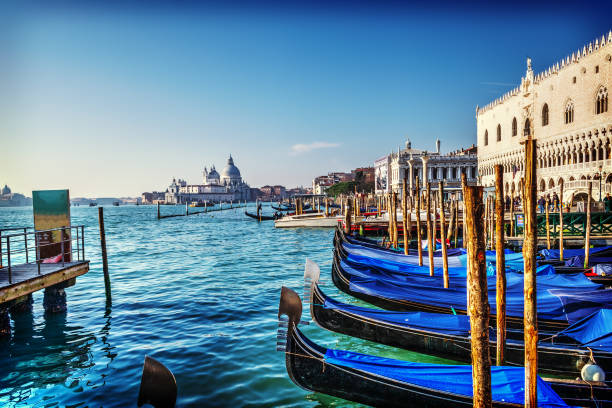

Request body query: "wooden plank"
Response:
[0, 262, 89, 303]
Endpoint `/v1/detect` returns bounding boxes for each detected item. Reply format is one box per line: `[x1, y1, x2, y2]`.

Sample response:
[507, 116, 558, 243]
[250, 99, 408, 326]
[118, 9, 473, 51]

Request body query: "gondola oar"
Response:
[137, 356, 177, 408]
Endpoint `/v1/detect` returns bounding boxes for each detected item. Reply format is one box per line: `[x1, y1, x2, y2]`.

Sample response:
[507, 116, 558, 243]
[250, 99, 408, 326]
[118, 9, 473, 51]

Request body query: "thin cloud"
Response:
[290, 141, 341, 155]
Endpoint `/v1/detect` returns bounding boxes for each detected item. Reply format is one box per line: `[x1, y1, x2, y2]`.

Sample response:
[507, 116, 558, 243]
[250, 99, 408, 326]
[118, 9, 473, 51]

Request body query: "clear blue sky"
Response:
[1, 2, 610, 197]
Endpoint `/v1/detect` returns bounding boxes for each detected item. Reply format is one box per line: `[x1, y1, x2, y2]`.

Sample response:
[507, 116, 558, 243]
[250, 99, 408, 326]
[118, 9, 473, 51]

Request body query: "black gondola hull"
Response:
[311, 284, 610, 378]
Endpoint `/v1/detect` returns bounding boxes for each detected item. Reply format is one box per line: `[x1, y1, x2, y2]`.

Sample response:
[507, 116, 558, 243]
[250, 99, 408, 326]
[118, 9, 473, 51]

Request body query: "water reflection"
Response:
[0, 307, 111, 405]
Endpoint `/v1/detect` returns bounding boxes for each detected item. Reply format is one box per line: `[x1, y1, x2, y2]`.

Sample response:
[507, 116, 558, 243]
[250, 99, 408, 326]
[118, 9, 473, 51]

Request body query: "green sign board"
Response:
[32, 189, 71, 261]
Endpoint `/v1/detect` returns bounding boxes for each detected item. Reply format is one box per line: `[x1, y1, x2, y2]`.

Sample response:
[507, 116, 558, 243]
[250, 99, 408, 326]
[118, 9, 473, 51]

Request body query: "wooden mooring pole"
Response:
[344, 198, 352, 234]
[416, 178, 423, 266]
[98, 207, 111, 303]
[585, 181, 592, 268]
[545, 198, 551, 250]
[559, 180, 564, 260]
[461, 172, 467, 249]
[454, 197, 459, 248]
[464, 185, 492, 408]
[438, 182, 449, 288]
[426, 182, 434, 276]
[403, 174, 409, 255]
[523, 138, 538, 408]
[494, 165, 506, 365]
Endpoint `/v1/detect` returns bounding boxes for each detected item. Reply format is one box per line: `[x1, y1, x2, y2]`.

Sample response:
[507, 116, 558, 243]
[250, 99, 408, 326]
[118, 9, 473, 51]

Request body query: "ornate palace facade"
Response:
[477, 31, 612, 202]
[375, 139, 478, 198]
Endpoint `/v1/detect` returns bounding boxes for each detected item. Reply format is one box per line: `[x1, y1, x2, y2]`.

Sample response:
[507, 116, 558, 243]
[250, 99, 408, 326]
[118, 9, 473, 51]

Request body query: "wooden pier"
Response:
[0, 261, 89, 304]
[0, 225, 90, 336]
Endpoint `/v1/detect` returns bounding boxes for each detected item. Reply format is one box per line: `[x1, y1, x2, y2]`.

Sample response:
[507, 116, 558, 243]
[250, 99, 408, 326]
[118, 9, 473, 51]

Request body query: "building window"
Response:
[523, 119, 531, 137]
[512, 117, 517, 136]
[484, 130, 488, 146]
[496, 124, 501, 141]
[565, 101, 574, 124]
[596, 86, 608, 114]
[541, 103, 549, 126]
[596, 65, 599, 73]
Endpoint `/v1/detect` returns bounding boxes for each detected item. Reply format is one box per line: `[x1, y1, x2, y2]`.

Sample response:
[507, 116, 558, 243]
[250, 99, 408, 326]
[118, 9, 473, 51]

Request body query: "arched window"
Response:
[497, 124, 501, 142]
[542, 103, 549, 126]
[596, 86, 608, 114]
[512, 117, 517, 136]
[484, 130, 488, 146]
[565, 101, 574, 124]
[523, 119, 531, 137]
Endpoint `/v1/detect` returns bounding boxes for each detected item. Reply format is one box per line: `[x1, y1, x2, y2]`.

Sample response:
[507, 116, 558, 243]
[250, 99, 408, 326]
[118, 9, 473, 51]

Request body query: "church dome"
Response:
[220, 155, 241, 179]
[2, 185, 11, 195]
[208, 167, 220, 178]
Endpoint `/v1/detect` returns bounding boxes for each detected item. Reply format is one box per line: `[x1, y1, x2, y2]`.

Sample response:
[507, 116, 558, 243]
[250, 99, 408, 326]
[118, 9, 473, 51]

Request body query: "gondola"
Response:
[331, 249, 612, 332]
[336, 226, 611, 284]
[304, 259, 612, 380]
[272, 203, 311, 211]
[278, 286, 596, 407]
[244, 211, 278, 221]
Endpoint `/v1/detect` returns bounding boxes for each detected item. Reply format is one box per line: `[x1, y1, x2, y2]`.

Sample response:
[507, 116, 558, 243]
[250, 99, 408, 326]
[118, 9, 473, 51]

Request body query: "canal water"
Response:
[0, 205, 457, 407]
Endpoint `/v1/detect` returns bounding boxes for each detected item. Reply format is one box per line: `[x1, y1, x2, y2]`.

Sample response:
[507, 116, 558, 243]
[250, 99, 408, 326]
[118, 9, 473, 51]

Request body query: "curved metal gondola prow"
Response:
[137, 356, 177, 408]
[279, 286, 302, 328]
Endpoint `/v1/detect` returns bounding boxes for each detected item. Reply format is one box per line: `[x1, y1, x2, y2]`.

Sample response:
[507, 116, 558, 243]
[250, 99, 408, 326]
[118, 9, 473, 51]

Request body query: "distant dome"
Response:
[2, 185, 11, 195]
[220, 155, 241, 179]
[208, 167, 220, 178]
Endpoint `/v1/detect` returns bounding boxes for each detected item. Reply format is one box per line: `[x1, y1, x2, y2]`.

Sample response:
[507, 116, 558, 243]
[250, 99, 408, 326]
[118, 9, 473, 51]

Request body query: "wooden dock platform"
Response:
[0, 261, 90, 304]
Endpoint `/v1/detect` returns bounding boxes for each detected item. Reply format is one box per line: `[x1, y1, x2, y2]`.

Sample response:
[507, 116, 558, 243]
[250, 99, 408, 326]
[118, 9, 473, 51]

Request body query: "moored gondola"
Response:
[244, 211, 278, 221]
[304, 259, 612, 379]
[331, 249, 612, 332]
[278, 286, 596, 407]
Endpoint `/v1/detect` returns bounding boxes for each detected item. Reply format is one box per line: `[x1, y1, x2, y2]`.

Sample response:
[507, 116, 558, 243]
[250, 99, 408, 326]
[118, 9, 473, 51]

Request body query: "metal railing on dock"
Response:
[0, 225, 85, 285]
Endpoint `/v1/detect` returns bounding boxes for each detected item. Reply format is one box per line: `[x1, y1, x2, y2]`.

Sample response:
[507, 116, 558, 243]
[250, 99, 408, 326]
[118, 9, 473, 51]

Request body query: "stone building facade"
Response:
[375, 139, 478, 198]
[477, 31, 612, 202]
[165, 155, 251, 204]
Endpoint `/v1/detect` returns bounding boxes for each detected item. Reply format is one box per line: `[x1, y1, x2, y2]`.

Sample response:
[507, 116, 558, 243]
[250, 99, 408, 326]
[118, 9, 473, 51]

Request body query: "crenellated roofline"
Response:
[476, 30, 612, 116]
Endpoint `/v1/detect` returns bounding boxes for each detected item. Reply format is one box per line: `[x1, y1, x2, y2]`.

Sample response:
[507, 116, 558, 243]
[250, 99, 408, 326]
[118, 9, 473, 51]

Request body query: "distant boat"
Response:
[274, 212, 344, 228]
[244, 211, 278, 221]
[189, 202, 207, 208]
[113, 201, 120, 206]
[89, 202, 97, 207]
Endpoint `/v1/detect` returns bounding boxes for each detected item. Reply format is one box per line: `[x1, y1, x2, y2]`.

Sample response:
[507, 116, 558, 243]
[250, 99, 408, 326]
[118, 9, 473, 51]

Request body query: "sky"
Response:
[1, 2, 611, 197]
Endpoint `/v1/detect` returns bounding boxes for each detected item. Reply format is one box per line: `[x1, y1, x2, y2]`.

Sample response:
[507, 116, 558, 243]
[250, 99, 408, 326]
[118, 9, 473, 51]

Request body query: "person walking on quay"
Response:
[605, 193, 612, 212]
[552, 192, 560, 212]
[538, 196, 545, 213]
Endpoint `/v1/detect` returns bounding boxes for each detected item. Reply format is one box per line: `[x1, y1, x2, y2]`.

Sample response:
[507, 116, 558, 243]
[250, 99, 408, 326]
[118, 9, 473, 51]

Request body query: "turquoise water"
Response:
[0, 205, 456, 407]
